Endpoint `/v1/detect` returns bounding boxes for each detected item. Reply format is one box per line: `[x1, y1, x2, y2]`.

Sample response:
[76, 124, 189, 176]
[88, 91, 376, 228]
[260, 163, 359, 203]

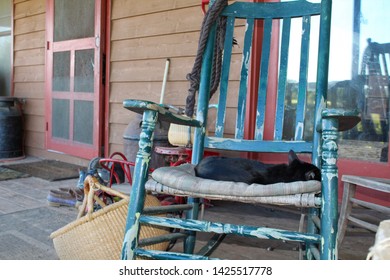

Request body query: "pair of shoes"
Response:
[47, 188, 83, 207]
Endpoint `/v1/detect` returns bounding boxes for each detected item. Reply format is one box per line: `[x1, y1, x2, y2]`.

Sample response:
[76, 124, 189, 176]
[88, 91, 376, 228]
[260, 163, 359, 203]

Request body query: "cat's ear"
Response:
[288, 150, 300, 164]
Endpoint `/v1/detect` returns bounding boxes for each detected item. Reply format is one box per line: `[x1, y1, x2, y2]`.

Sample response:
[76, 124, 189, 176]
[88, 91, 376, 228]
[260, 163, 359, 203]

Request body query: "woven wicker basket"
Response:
[50, 176, 169, 260]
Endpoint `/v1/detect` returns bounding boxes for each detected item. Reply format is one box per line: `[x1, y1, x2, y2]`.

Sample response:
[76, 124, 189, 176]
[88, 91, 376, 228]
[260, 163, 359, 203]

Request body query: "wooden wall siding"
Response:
[14, 13, 45, 34]
[111, 0, 200, 20]
[111, 8, 202, 40]
[109, 1, 201, 154]
[109, 0, 248, 154]
[14, 0, 44, 18]
[9, 0, 249, 163]
[14, 31, 45, 51]
[13, 0, 48, 160]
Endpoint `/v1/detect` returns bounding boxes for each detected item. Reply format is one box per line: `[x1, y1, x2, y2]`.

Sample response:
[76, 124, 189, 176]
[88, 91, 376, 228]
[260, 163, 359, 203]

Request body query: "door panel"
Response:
[54, 0, 95, 42]
[46, 0, 103, 159]
[74, 100, 94, 144]
[52, 51, 70, 91]
[52, 99, 70, 139]
[74, 49, 95, 93]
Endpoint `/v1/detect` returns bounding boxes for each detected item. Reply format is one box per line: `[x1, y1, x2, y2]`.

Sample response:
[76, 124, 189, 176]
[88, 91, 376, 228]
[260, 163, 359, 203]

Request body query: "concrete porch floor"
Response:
[0, 157, 383, 260]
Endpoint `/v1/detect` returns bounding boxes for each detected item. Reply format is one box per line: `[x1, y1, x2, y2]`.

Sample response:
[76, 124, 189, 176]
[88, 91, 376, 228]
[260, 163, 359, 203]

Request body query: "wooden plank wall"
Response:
[109, 0, 246, 154]
[109, 0, 204, 154]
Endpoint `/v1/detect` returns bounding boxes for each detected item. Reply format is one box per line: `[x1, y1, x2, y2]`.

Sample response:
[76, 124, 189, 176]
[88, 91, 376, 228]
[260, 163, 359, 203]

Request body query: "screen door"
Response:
[46, 0, 104, 159]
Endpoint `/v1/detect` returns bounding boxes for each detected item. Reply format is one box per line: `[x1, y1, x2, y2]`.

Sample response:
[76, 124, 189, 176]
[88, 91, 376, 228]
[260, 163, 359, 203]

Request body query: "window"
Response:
[328, 0, 389, 163]
[281, 0, 389, 163]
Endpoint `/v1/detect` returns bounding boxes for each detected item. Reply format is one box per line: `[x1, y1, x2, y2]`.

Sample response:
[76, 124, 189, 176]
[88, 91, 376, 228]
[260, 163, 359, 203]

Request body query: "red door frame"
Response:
[103, 0, 111, 158]
[245, 0, 390, 206]
[245, 0, 281, 161]
[45, 0, 105, 159]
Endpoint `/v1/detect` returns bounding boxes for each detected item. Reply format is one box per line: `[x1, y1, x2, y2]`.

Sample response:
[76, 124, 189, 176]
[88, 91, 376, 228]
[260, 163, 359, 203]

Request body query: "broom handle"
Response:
[160, 58, 170, 104]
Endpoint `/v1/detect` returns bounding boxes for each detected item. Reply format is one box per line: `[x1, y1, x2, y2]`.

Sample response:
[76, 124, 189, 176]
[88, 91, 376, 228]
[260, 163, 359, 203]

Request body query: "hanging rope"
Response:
[185, 0, 228, 117]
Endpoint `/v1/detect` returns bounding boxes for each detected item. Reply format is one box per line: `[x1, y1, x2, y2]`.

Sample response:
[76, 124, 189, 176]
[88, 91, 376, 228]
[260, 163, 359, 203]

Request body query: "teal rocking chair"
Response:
[121, 0, 359, 260]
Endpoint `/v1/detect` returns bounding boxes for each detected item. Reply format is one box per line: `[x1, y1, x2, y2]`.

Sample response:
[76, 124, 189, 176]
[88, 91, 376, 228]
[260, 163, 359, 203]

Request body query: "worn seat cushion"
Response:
[145, 164, 321, 207]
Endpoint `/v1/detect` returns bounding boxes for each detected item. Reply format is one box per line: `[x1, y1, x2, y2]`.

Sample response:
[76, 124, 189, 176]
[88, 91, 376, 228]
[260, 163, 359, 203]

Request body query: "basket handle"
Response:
[77, 175, 130, 219]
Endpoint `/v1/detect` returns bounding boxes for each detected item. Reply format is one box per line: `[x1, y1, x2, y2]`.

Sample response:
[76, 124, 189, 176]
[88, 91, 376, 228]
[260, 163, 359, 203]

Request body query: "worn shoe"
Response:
[47, 189, 82, 207]
[58, 187, 84, 202]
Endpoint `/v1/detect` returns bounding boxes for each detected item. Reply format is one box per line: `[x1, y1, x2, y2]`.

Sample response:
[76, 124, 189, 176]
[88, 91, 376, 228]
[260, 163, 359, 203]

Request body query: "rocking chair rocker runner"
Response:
[121, 0, 360, 260]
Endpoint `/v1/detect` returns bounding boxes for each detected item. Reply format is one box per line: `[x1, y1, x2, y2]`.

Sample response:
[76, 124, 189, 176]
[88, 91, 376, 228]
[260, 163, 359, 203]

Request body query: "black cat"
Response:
[194, 150, 321, 184]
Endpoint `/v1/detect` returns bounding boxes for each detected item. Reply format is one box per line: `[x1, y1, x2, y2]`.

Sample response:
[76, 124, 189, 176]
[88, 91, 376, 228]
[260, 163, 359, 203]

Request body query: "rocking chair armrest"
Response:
[123, 99, 203, 127]
[321, 108, 361, 132]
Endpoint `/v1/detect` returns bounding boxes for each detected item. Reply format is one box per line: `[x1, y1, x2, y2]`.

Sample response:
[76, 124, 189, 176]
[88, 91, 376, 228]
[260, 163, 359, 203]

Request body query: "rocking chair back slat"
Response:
[274, 17, 292, 140]
[215, 16, 235, 138]
[295, 15, 311, 141]
[236, 17, 254, 139]
[254, 18, 272, 141]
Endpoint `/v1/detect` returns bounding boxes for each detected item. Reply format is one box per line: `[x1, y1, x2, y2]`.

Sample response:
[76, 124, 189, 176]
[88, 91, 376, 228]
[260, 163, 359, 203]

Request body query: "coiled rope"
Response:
[185, 0, 228, 117]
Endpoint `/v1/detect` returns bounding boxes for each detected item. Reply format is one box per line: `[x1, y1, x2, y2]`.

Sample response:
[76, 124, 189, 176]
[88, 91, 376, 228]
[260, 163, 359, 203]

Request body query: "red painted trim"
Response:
[245, 13, 261, 141]
[45, 0, 53, 150]
[95, 0, 104, 156]
[52, 38, 96, 51]
[338, 159, 390, 207]
[10, 2, 14, 97]
[245, 0, 262, 160]
[104, 0, 111, 158]
[94, 0, 103, 157]
[263, 15, 279, 142]
[202, 0, 209, 14]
